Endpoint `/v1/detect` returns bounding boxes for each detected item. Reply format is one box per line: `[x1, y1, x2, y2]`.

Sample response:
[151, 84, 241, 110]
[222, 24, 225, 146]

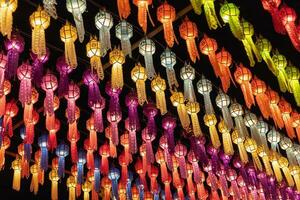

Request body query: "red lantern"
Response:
[86, 116, 97, 151]
[118, 152, 128, 183]
[67, 107, 80, 163]
[48, 118, 60, 151]
[155, 148, 168, 183]
[291, 112, 300, 143]
[216, 48, 234, 93]
[120, 132, 131, 164]
[266, 88, 284, 128]
[3, 100, 18, 137]
[134, 157, 148, 191]
[101, 176, 112, 200]
[84, 139, 95, 170]
[105, 126, 117, 158]
[174, 143, 187, 179]
[278, 98, 295, 139]
[99, 143, 110, 175]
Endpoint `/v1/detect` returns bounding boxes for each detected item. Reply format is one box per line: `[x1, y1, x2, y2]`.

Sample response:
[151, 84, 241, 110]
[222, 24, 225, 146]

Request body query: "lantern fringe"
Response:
[117, 0, 131, 19]
[191, 114, 202, 137]
[0, 95, 6, 117]
[111, 63, 123, 89]
[203, 1, 220, 30]
[282, 167, 294, 187]
[237, 143, 249, 164]
[155, 91, 167, 115]
[65, 40, 77, 69]
[177, 104, 190, 130]
[222, 130, 234, 155]
[90, 56, 104, 80]
[43, 0, 58, 19]
[30, 170, 39, 195]
[120, 38, 132, 58]
[166, 68, 178, 89]
[51, 180, 58, 200]
[186, 38, 200, 63]
[277, 70, 288, 92]
[73, 13, 85, 43]
[228, 17, 244, 40]
[262, 53, 276, 74]
[69, 187, 76, 200]
[255, 94, 271, 119]
[12, 168, 21, 191]
[136, 80, 147, 105]
[162, 21, 177, 47]
[32, 27, 46, 58]
[0, 6, 13, 38]
[190, 0, 203, 15]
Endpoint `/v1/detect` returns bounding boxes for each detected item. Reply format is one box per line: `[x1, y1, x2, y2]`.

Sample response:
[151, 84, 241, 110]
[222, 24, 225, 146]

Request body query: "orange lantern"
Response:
[120, 132, 132, 164]
[157, 2, 177, 47]
[266, 88, 284, 129]
[17, 143, 30, 178]
[0, 136, 10, 169]
[135, 157, 148, 191]
[101, 176, 112, 200]
[155, 148, 168, 183]
[99, 142, 110, 175]
[216, 48, 234, 93]
[117, 0, 131, 19]
[291, 112, 300, 143]
[133, 0, 154, 33]
[3, 100, 18, 137]
[179, 17, 200, 63]
[86, 116, 97, 151]
[105, 126, 117, 158]
[278, 98, 296, 139]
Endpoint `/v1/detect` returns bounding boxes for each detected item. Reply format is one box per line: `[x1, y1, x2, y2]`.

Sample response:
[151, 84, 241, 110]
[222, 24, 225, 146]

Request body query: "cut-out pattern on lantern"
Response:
[0, 0, 17, 39]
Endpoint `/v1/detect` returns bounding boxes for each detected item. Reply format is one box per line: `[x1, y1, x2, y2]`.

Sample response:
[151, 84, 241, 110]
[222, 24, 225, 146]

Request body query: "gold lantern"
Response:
[60, 21, 78, 68]
[204, 114, 221, 149]
[289, 165, 300, 192]
[278, 157, 295, 187]
[257, 146, 273, 176]
[49, 169, 60, 200]
[151, 75, 167, 115]
[170, 91, 190, 130]
[109, 48, 125, 89]
[0, 0, 17, 38]
[131, 63, 147, 105]
[11, 157, 22, 191]
[29, 6, 50, 58]
[30, 164, 39, 195]
[244, 138, 263, 171]
[86, 36, 103, 80]
[186, 101, 202, 137]
[269, 151, 283, 183]
[218, 120, 234, 156]
[66, 176, 77, 200]
[232, 130, 248, 164]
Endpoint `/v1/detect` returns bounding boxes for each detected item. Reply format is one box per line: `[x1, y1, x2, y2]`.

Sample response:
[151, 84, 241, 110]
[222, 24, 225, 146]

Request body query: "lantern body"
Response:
[116, 20, 133, 57]
[60, 22, 78, 68]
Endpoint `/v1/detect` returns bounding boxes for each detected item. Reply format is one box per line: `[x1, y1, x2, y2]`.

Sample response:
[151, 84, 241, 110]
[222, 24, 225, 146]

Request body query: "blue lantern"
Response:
[56, 143, 69, 178]
[38, 134, 48, 171]
[94, 155, 101, 192]
[77, 149, 86, 184]
[108, 167, 120, 200]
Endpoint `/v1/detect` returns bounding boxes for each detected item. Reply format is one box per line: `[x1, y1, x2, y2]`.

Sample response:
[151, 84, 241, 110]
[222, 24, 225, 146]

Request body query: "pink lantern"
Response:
[30, 48, 49, 87]
[84, 139, 95, 170]
[17, 62, 32, 106]
[159, 135, 173, 171]
[174, 143, 187, 179]
[64, 83, 80, 124]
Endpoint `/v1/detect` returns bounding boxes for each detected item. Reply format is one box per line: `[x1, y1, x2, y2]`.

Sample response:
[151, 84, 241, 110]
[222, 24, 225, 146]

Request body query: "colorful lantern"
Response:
[257, 145, 273, 176]
[285, 66, 300, 106]
[17, 62, 32, 107]
[291, 112, 300, 142]
[108, 167, 120, 200]
[82, 181, 92, 200]
[102, 176, 112, 200]
[218, 120, 234, 156]
[0, 136, 10, 169]
[43, 0, 57, 19]
[261, 0, 285, 34]
[66, 0, 86, 42]
[133, 0, 154, 33]
[84, 139, 95, 171]
[199, 35, 220, 77]
[289, 165, 300, 192]
[56, 143, 69, 178]
[278, 99, 295, 139]
[117, 0, 130, 19]
[203, 0, 220, 30]
[230, 102, 248, 138]
[66, 176, 77, 200]
[139, 38, 156, 80]
[197, 76, 214, 114]
[186, 101, 203, 137]
[179, 17, 200, 63]
[47, 118, 60, 151]
[110, 48, 125, 89]
[267, 127, 281, 151]
[11, 157, 21, 191]
[64, 82, 80, 124]
[220, 3, 244, 40]
[266, 88, 284, 128]
[76, 149, 86, 184]
[131, 63, 147, 105]
[232, 130, 248, 164]
[278, 156, 295, 187]
[216, 91, 234, 130]
[170, 91, 190, 130]
[49, 169, 60, 200]
[30, 164, 39, 195]
[174, 143, 187, 179]
[162, 115, 176, 153]
[60, 22, 78, 68]
[18, 143, 30, 178]
[240, 20, 262, 67]
[161, 48, 178, 89]
[256, 37, 276, 74]
[99, 143, 110, 176]
[29, 6, 50, 58]
[151, 75, 167, 115]
[3, 100, 18, 137]
[186, 164, 196, 200]
[0, 0, 17, 38]
[4, 31, 24, 79]
[244, 138, 263, 171]
[95, 10, 113, 56]
[155, 148, 168, 183]
[204, 114, 221, 148]
[38, 134, 48, 171]
[116, 20, 133, 57]
[0, 80, 10, 117]
[180, 63, 196, 102]
[272, 52, 288, 92]
[234, 64, 255, 109]
[157, 2, 177, 47]
[86, 36, 103, 80]
[269, 151, 283, 182]
[67, 107, 80, 163]
[216, 48, 233, 93]
[30, 48, 49, 87]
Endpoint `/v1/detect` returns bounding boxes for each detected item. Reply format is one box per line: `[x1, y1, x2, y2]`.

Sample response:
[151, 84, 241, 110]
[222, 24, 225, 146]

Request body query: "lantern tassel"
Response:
[282, 114, 295, 138]
[190, 0, 203, 15]
[46, 114, 55, 132]
[25, 123, 34, 144]
[186, 38, 200, 63]
[191, 113, 202, 137]
[51, 180, 58, 200]
[120, 38, 132, 58]
[241, 81, 255, 109]
[136, 80, 147, 105]
[48, 130, 57, 152]
[32, 27, 46, 57]
[166, 67, 178, 89]
[255, 94, 271, 119]
[89, 130, 97, 151]
[87, 151, 94, 170]
[7, 50, 19, 79]
[178, 156, 187, 179]
[177, 104, 190, 130]
[289, 80, 300, 106]
[282, 167, 294, 187]
[58, 157, 65, 178]
[24, 104, 33, 125]
[90, 56, 104, 80]
[242, 40, 256, 67]
[209, 125, 221, 149]
[0, 95, 6, 117]
[163, 21, 177, 47]
[99, 29, 111, 56]
[73, 13, 85, 43]
[111, 63, 124, 89]
[238, 143, 249, 164]
[262, 53, 276, 74]
[155, 91, 167, 115]
[203, 1, 220, 30]
[12, 168, 21, 191]
[222, 131, 234, 155]
[30, 170, 39, 194]
[69, 187, 76, 200]
[144, 53, 156, 80]
[229, 17, 244, 40]
[93, 108, 104, 133]
[277, 70, 288, 92]
[65, 40, 77, 68]
[41, 147, 48, 171]
[0, 7, 13, 38]
[117, 0, 131, 19]
[70, 142, 78, 163]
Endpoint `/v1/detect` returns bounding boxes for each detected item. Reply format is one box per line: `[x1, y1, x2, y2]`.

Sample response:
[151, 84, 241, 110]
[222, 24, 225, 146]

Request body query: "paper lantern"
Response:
[269, 151, 283, 183]
[161, 48, 178, 89]
[186, 164, 196, 200]
[230, 102, 249, 138]
[0, 136, 10, 169]
[3, 100, 18, 137]
[135, 158, 148, 191]
[226, 169, 241, 199]
[278, 99, 295, 139]
[66, 0, 86, 43]
[43, 0, 57, 19]
[116, 20, 133, 57]
[0, 80, 11, 117]
[133, 0, 154, 33]
[150, 165, 159, 193]
[187, 150, 201, 184]
[29, 6, 50, 58]
[4, 31, 24, 79]
[203, 161, 219, 199]
[256, 37, 276, 74]
[278, 157, 295, 187]
[285, 66, 300, 106]
[30, 164, 39, 195]
[199, 35, 220, 77]
[186, 101, 203, 137]
[0, 0, 17, 38]
[204, 114, 221, 149]
[82, 181, 92, 200]
[231, 130, 248, 164]
[109, 48, 125, 89]
[279, 137, 296, 166]
[86, 36, 103, 80]
[155, 148, 168, 183]
[18, 143, 30, 179]
[76, 150, 86, 184]
[180, 63, 196, 102]
[151, 75, 167, 115]
[240, 20, 262, 67]
[216, 48, 233, 92]
[266, 88, 284, 129]
[179, 17, 200, 63]
[119, 152, 128, 183]
[38, 134, 48, 171]
[131, 63, 147, 105]
[267, 127, 281, 151]
[234, 64, 255, 109]
[84, 139, 95, 171]
[95, 10, 113, 56]
[170, 91, 190, 130]
[64, 83, 80, 124]
[161, 115, 176, 153]
[11, 157, 21, 191]
[289, 165, 300, 192]
[257, 146, 273, 176]
[118, 182, 127, 200]
[281, 6, 300, 52]
[218, 120, 234, 156]
[291, 112, 300, 143]
[56, 143, 69, 178]
[197, 76, 214, 114]
[48, 118, 60, 152]
[256, 119, 269, 149]
[220, 3, 244, 40]
[272, 52, 288, 92]
[17, 62, 32, 107]
[105, 126, 117, 158]
[101, 176, 112, 200]
[261, 0, 285, 34]
[117, 0, 130, 19]
[139, 144, 149, 178]
[174, 143, 187, 179]
[30, 49, 49, 88]
[216, 166, 229, 199]
[49, 169, 60, 200]
[66, 176, 76, 200]
[157, 2, 177, 47]
[139, 38, 156, 80]
[244, 138, 263, 171]
[60, 22, 78, 68]
[216, 91, 234, 130]
[93, 156, 101, 193]
[55, 56, 71, 96]
[158, 137, 172, 173]
[99, 143, 110, 176]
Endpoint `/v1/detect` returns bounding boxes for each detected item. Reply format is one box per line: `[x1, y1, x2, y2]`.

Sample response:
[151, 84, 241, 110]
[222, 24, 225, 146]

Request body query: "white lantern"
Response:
[43, 0, 58, 19]
[256, 119, 269, 150]
[197, 76, 214, 114]
[230, 102, 248, 139]
[95, 10, 113, 56]
[139, 38, 156, 80]
[180, 63, 196, 102]
[161, 48, 178, 89]
[116, 20, 133, 58]
[215, 91, 233, 130]
[267, 127, 281, 151]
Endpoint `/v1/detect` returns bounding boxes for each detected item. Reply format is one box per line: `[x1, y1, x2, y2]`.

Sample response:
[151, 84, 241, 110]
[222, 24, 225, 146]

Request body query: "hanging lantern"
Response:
[216, 91, 234, 130]
[216, 48, 233, 92]
[257, 145, 273, 176]
[86, 117, 97, 152]
[291, 112, 300, 143]
[161, 48, 178, 89]
[285, 66, 300, 106]
[95, 10, 113, 56]
[197, 76, 214, 114]
[133, 0, 154, 33]
[119, 152, 128, 183]
[261, 0, 285, 34]
[56, 143, 69, 178]
[267, 127, 281, 151]
[256, 37, 276, 74]
[0, 0, 17, 38]
[139, 38, 156, 80]
[157, 2, 177, 47]
[244, 138, 263, 171]
[84, 139, 95, 171]
[155, 148, 168, 183]
[179, 17, 200, 63]
[162, 115, 176, 154]
[18, 144, 30, 179]
[272, 52, 288, 92]
[218, 120, 234, 155]
[30, 48, 50, 87]
[139, 144, 149, 178]
[3, 100, 18, 137]
[108, 168, 120, 200]
[174, 143, 188, 179]
[49, 169, 60, 200]
[125, 91, 140, 154]
[279, 137, 297, 166]
[278, 157, 295, 187]
[67, 108, 80, 163]
[268, 151, 283, 183]
[199, 35, 221, 77]
[86, 36, 103, 80]
[0, 136, 10, 169]
[29, 6, 50, 58]
[230, 102, 249, 138]
[116, 20, 133, 57]
[0, 80, 10, 117]
[280, 6, 300, 52]
[131, 63, 147, 105]
[30, 164, 39, 195]
[55, 56, 72, 96]
[234, 64, 255, 109]
[4, 31, 24, 79]
[66, 176, 76, 200]
[289, 165, 300, 192]
[99, 143, 110, 176]
[43, 0, 57, 19]
[0, 53, 7, 97]
[187, 150, 201, 184]
[76, 150, 86, 184]
[11, 157, 21, 191]
[109, 48, 125, 89]
[66, 0, 86, 43]
[117, 0, 130, 19]
[266, 88, 284, 128]
[240, 20, 262, 67]
[64, 83, 80, 124]
[86, 170, 98, 200]
[37, 134, 48, 171]
[151, 75, 167, 115]
[190, 0, 202, 15]
[203, 161, 219, 199]
[17, 62, 32, 107]
[220, 3, 244, 40]
[231, 130, 248, 164]
[226, 169, 241, 199]
[48, 118, 60, 152]
[180, 63, 196, 102]
[251, 77, 271, 119]
[82, 181, 92, 200]
[170, 91, 190, 130]
[204, 114, 221, 149]
[278, 98, 295, 139]
[93, 156, 101, 193]
[102, 176, 112, 200]
[256, 119, 270, 149]
[60, 22, 78, 68]
[186, 101, 203, 138]
[118, 182, 127, 200]
[186, 164, 196, 200]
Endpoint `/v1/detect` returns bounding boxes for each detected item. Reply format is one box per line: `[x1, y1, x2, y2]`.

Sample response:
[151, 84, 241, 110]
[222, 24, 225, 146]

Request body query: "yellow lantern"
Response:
[66, 176, 77, 200]
[151, 75, 167, 115]
[131, 63, 147, 105]
[269, 151, 283, 183]
[289, 165, 300, 192]
[11, 157, 22, 191]
[170, 91, 190, 130]
[232, 130, 248, 164]
[186, 101, 202, 137]
[29, 6, 50, 58]
[272, 52, 288, 92]
[49, 169, 60, 200]
[0, 0, 17, 38]
[82, 181, 92, 200]
[60, 21, 78, 68]
[285, 66, 300, 106]
[204, 114, 221, 149]
[256, 36, 276, 74]
[218, 120, 234, 156]
[109, 48, 125, 89]
[257, 146, 273, 176]
[244, 138, 263, 171]
[190, 0, 202, 15]
[30, 164, 39, 195]
[278, 157, 295, 187]
[86, 36, 103, 80]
